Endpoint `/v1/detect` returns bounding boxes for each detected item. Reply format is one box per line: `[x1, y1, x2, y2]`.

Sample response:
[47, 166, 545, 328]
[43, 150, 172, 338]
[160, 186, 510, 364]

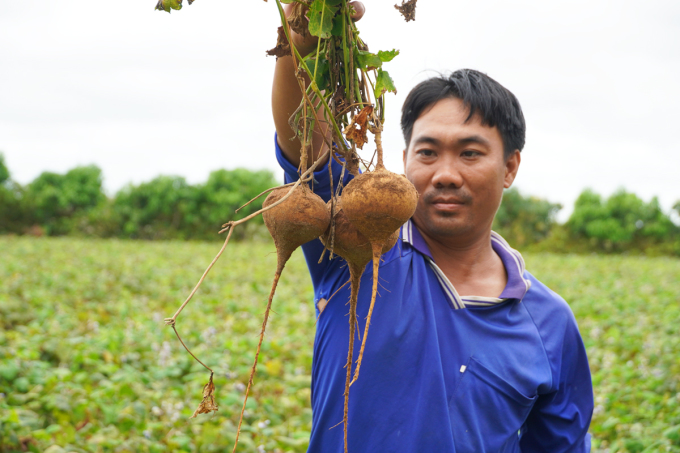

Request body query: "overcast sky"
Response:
[1, 0, 679, 221]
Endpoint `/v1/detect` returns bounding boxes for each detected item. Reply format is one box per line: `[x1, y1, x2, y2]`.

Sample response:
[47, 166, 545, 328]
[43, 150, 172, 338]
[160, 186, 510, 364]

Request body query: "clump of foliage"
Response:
[565, 188, 679, 254]
[0, 153, 9, 185]
[493, 187, 562, 248]
[113, 169, 278, 241]
[0, 160, 281, 241]
[0, 153, 32, 235]
[25, 166, 107, 236]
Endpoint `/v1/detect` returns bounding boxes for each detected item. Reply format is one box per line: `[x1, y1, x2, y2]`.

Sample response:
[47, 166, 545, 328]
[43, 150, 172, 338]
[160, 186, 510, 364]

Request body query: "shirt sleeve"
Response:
[519, 306, 594, 452]
[274, 133, 354, 291]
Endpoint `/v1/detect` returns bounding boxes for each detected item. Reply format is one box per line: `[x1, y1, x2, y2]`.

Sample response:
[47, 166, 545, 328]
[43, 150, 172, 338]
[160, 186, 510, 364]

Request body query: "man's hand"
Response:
[272, 2, 365, 168]
[284, 1, 365, 56]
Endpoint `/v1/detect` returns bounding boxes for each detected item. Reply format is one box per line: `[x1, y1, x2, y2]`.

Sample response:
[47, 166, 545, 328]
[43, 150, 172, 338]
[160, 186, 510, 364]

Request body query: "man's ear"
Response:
[503, 150, 521, 189]
[403, 148, 407, 169]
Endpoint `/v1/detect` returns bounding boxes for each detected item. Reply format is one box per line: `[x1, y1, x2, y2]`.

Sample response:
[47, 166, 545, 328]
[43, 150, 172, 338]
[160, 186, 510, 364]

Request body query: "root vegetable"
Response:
[232, 183, 330, 453]
[341, 158, 418, 385]
[320, 199, 398, 451]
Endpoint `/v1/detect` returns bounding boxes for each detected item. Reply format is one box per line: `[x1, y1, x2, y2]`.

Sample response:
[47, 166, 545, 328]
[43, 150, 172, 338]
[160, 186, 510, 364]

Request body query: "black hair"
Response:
[401, 69, 526, 159]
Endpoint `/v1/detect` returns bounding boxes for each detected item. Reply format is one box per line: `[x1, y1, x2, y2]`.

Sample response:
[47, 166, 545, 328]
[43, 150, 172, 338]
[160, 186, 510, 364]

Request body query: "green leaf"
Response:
[356, 51, 383, 70]
[331, 14, 344, 37]
[155, 0, 182, 13]
[374, 69, 397, 100]
[377, 49, 400, 63]
[308, 0, 341, 39]
[303, 56, 330, 91]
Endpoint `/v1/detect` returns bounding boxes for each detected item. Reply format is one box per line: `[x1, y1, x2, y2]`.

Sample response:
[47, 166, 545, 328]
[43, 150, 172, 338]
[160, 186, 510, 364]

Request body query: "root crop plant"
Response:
[154, 1, 419, 451]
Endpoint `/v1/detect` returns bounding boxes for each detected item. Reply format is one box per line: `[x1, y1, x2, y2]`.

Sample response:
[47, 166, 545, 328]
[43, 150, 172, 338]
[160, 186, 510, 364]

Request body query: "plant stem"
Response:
[274, 0, 350, 156]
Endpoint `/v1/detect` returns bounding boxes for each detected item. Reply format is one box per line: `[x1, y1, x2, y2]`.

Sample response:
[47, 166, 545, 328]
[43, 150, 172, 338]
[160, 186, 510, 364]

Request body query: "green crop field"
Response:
[1, 237, 679, 453]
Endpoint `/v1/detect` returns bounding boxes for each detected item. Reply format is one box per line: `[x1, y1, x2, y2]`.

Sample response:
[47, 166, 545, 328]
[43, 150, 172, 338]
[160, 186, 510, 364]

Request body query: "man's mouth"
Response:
[425, 191, 472, 212]
[431, 198, 466, 211]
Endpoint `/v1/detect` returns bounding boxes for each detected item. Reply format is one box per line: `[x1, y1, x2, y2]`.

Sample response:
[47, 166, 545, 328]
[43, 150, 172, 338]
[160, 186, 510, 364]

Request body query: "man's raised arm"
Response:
[271, 2, 364, 168]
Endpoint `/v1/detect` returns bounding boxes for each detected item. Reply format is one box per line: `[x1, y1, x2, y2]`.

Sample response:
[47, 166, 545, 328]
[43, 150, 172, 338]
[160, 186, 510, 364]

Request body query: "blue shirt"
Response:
[275, 136, 593, 452]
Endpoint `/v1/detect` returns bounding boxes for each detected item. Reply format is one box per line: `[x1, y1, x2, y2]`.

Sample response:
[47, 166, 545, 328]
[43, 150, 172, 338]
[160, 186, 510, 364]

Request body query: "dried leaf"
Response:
[332, 85, 349, 115]
[287, 2, 309, 38]
[394, 0, 417, 22]
[343, 106, 373, 149]
[266, 26, 291, 59]
[191, 373, 219, 418]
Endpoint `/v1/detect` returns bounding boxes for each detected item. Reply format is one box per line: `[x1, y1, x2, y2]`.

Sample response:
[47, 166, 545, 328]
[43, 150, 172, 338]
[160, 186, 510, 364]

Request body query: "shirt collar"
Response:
[401, 219, 531, 308]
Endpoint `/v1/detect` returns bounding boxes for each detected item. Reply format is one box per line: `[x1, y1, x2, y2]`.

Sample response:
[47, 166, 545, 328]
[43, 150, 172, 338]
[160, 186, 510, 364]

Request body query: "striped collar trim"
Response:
[401, 220, 531, 310]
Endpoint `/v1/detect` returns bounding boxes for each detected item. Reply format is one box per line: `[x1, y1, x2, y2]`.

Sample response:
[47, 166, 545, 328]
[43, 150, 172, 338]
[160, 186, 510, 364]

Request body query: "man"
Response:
[271, 3, 593, 452]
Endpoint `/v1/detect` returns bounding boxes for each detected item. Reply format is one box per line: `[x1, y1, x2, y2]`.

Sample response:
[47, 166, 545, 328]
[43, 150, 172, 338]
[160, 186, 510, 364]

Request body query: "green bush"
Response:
[0, 153, 9, 185]
[566, 189, 678, 253]
[493, 187, 562, 247]
[25, 166, 106, 236]
[0, 154, 33, 235]
[113, 175, 196, 240]
[0, 182, 31, 235]
[112, 169, 278, 240]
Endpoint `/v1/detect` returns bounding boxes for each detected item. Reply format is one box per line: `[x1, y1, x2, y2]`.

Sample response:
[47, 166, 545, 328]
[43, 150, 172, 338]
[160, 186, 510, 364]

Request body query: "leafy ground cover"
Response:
[1, 237, 679, 452]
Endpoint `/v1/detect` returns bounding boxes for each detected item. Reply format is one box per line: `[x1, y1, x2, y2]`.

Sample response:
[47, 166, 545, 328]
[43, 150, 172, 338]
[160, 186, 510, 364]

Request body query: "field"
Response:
[1, 237, 679, 453]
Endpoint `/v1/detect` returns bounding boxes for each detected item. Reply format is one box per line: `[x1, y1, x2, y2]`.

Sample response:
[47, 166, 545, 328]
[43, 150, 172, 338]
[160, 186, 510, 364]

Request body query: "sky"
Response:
[1, 0, 679, 222]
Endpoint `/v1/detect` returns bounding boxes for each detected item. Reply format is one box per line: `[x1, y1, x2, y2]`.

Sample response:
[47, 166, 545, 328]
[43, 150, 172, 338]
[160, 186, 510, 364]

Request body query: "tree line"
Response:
[0, 154, 278, 241]
[1, 154, 678, 255]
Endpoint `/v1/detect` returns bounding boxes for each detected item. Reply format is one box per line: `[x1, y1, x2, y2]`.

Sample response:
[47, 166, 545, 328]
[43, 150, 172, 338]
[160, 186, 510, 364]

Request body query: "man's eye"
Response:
[417, 149, 435, 157]
[462, 150, 480, 158]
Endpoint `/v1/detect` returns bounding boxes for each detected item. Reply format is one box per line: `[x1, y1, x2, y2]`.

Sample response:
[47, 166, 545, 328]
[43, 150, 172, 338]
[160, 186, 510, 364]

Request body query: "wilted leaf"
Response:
[394, 0, 417, 22]
[377, 49, 400, 63]
[332, 85, 349, 114]
[288, 2, 310, 38]
[344, 105, 373, 149]
[191, 373, 218, 418]
[374, 69, 397, 100]
[155, 0, 183, 13]
[308, 0, 341, 39]
[266, 26, 291, 59]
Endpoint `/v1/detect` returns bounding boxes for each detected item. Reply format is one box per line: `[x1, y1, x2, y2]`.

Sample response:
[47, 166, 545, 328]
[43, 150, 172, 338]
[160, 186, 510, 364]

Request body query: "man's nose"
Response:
[431, 160, 463, 188]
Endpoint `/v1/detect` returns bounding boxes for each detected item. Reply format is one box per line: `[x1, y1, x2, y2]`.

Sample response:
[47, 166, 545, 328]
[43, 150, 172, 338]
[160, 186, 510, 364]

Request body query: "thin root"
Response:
[164, 225, 235, 327]
[232, 270, 283, 453]
[235, 182, 297, 214]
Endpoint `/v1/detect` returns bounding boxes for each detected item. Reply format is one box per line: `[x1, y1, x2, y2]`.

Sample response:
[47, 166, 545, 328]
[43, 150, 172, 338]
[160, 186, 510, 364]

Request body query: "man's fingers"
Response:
[349, 2, 365, 21]
[287, 1, 363, 22]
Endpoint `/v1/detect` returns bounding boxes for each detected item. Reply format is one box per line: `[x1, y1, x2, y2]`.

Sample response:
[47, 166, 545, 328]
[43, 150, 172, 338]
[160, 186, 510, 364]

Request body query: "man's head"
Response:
[401, 70, 524, 242]
[402, 69, 525, 158]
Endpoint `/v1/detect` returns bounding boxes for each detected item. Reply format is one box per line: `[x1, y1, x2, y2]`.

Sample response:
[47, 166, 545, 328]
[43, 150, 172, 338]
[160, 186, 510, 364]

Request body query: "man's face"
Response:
[403, 97, 520, 241]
